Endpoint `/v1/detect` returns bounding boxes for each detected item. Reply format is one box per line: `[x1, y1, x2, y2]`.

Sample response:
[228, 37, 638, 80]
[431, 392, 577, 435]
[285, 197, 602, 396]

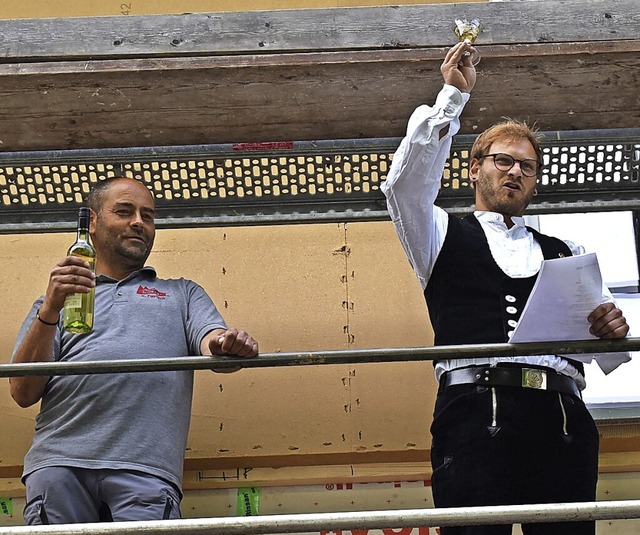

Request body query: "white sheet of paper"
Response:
[509, 252, 631, 374]
[509, 253, 602, 344]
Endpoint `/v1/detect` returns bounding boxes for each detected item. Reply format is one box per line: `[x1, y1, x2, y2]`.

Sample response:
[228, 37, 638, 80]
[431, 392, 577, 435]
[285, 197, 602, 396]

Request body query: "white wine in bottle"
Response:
[63, 207, 96, 334]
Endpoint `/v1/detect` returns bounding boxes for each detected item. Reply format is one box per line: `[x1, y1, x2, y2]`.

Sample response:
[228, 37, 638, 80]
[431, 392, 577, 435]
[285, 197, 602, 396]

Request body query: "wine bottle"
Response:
[63, 207, 96, 334]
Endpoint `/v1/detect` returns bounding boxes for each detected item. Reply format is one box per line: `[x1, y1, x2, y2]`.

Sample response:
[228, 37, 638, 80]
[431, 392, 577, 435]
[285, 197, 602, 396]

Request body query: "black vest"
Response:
[424, 214, 581, 371]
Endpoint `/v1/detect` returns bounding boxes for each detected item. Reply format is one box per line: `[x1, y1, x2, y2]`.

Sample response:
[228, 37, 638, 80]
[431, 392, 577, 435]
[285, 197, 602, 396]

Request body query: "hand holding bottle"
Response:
[37, 208, 96, 333]
[38, 256, 96, 325]
[63, 207, 96, 333]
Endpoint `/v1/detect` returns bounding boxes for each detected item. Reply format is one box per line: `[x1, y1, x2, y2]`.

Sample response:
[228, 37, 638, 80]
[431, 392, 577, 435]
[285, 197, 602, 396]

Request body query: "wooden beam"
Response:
[2, 431, 640, 493]
[0, 40, 638, 151]
[3, 449, 640, 497]
[0, 0, 637, 60]
[0, 1, 637, 151]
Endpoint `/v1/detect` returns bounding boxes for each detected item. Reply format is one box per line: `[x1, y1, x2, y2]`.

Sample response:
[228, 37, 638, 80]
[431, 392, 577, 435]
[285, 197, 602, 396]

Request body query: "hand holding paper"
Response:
[509, 253, 630, 374]
[510, 253, 603, 343]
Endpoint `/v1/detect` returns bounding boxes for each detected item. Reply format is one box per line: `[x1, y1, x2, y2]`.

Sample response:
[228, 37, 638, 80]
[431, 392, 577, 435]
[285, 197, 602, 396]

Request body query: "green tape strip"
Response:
[0, 498, 13, 516]
[237, 487, 260, 516]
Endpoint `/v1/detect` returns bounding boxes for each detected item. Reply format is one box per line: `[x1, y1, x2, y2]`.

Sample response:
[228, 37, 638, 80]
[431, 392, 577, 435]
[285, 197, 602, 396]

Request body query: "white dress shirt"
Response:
[382, 84, 628, 389]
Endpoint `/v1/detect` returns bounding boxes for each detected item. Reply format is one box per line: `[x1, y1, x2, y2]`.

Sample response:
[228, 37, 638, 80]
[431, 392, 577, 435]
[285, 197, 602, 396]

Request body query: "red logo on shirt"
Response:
[136, 285, 168, 299]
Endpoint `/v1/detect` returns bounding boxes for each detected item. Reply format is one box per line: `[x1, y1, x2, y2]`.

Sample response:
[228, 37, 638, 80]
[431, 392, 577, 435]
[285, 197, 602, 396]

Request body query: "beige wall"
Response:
[0, 222, 437, 480]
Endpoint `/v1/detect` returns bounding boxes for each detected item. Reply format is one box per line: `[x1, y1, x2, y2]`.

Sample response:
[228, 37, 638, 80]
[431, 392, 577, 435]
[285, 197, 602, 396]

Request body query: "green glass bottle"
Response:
[63, 207, 96, 334]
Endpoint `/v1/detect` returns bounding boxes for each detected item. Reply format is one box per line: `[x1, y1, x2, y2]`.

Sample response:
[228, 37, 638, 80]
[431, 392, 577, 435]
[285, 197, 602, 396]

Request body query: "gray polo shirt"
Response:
[13, 267, 227, 492]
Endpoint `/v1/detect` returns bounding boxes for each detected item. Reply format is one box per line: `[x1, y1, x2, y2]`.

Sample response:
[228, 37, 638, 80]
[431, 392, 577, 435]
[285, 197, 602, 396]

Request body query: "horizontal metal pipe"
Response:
[3, 195, 640, 234]
[1, 500, 640, 534]
[2, 338, 638, 377]
[0, 210, 392, 234]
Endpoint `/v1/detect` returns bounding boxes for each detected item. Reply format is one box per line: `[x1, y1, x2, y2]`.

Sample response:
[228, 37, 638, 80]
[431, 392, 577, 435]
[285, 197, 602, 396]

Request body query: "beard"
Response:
[94, 227, 153, 270]
[475, 168, 535, 217]
[114, 241, 151, 266]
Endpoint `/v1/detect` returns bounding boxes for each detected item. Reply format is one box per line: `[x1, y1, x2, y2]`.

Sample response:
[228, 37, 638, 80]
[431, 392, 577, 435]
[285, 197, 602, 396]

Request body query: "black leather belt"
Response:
[441, 366, 581, 398]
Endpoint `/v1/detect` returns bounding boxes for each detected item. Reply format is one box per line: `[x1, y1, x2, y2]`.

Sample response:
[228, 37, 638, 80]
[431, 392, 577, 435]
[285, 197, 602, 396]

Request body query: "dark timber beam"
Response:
[0, 0, 637, 151]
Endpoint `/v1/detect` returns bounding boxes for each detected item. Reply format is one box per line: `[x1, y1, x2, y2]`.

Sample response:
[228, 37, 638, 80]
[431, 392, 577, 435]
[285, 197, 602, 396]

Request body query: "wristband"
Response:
[36, 309, 58, 326]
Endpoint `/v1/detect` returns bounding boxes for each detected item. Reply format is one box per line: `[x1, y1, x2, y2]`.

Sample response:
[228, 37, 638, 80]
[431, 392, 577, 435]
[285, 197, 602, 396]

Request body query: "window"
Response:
[527, 212, 639, 412]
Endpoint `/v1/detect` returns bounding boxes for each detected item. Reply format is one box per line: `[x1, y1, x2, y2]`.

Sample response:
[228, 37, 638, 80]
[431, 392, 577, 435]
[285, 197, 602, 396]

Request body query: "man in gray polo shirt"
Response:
[10, 176, 259, 524]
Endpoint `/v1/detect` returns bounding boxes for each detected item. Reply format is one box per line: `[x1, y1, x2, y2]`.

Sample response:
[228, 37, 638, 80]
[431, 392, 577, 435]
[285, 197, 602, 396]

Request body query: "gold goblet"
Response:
[454, 18, 481, 66]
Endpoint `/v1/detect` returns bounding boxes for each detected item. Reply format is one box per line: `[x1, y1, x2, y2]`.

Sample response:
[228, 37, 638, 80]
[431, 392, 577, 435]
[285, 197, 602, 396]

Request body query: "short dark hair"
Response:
[85, 177, 150, 213]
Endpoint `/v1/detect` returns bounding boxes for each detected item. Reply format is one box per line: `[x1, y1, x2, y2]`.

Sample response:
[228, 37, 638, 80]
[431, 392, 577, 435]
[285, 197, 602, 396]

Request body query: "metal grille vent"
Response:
[129, 153, 390, 202]
[542, 143, 640, 187]
[0, 130, 638, 232]
[0, 143, 396, 230]
[439, 140, 640, 196]
[0, 164, 117, 208]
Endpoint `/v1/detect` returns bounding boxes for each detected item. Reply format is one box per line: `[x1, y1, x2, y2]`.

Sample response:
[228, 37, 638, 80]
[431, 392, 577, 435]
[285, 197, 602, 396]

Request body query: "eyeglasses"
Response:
[477, 153, 541, 177]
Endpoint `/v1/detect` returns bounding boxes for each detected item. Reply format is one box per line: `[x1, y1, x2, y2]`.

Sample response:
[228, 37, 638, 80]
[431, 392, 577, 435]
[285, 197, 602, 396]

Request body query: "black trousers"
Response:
[430, 383, 598, 535]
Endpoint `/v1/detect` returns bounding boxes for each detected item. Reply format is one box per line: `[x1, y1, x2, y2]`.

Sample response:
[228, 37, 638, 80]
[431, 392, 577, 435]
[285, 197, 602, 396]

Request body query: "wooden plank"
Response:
[0, 0, 487, 21]
[0, 41, 638, 151]
[0, 0, 637, 60]
[0, 0, 640, 151]
[3, 448, 640, 496]
[0, 1, 637, 151]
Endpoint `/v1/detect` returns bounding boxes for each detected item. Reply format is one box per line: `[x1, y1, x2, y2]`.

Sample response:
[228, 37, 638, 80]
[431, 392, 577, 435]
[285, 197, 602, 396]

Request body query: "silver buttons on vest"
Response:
[505, 295, 518, 336]
[505, 295, 518, 316]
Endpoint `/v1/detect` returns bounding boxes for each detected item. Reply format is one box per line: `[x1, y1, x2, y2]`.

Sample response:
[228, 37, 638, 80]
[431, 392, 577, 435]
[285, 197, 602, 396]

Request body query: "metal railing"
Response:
[2, 338, 640, 377]
[4, 339, 640, 533]
[2, 500, 640, 533]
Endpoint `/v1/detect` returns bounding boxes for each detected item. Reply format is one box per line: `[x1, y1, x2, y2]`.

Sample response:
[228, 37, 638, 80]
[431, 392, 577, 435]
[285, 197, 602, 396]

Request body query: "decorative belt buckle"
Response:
[521, 368, 547, 390]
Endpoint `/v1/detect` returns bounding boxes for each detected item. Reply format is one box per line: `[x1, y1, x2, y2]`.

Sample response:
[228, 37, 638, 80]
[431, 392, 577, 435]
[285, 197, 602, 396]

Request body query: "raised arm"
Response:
[381, 42, 476, 288]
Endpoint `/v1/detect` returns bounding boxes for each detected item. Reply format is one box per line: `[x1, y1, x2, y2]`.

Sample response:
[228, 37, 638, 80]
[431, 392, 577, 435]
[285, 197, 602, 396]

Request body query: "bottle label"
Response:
[64, 294, 83, 309]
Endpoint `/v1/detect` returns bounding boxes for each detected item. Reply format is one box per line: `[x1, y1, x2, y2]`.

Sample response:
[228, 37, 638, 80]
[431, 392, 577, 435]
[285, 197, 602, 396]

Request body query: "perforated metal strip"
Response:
[0, 130, 638, 233]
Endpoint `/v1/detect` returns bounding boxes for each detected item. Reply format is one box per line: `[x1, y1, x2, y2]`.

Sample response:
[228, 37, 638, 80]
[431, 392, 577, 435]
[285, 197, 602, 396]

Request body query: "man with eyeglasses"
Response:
[382, 41, 629, 534]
